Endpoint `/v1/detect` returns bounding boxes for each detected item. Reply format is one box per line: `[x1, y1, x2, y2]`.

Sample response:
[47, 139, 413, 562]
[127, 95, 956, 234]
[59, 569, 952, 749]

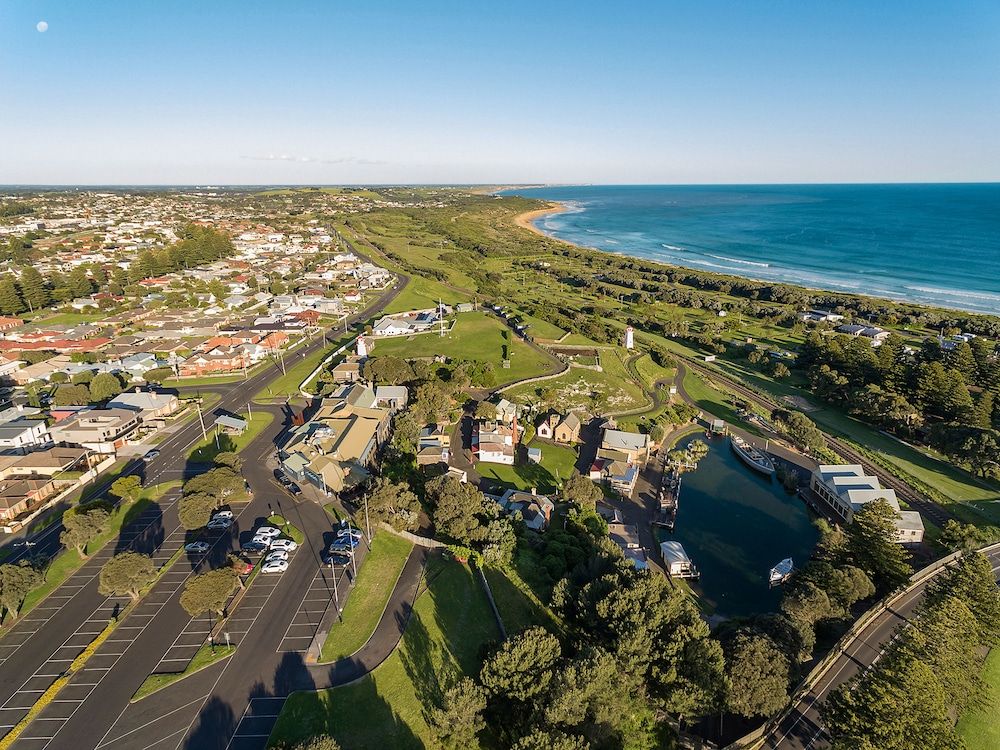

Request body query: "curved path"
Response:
[761, 544, 1000, 750]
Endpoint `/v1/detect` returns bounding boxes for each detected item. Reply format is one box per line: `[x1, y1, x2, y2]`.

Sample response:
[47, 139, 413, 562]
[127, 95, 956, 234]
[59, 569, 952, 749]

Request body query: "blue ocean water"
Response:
[501, 184, 1000, 315]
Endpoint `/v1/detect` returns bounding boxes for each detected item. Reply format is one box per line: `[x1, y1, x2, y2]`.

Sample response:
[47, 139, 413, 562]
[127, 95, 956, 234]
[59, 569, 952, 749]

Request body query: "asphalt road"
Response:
[1, 258, 407, 748]
[762, 546, 1000, 749]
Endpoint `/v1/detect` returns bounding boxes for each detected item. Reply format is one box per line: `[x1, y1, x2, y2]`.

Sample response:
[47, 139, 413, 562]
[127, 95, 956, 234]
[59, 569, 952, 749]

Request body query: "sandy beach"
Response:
[513, 203, 569, 237]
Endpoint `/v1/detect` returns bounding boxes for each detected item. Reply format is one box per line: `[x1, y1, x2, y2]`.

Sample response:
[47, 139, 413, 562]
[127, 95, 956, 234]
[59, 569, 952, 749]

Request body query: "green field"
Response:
[320, 533, 414, 663]
[268, 558, 501, 749]
[957, 649, 1000, 750]
[482, 565, 562, 635]
[370, 312, 555, 384]
[476, 439, 579, 494]
[506, 347, 646, 414]
[187, 411, 274, 463]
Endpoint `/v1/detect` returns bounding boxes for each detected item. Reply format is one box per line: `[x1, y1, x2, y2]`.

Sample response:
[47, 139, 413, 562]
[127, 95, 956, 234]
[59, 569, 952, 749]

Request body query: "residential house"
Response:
[375, 386, 408, 412]
[472, 421, 515, 465]
[599, 428, 650, 464]
[799, 309, 845, 324]
[0, 317, 24, 332]
[810, 464, 924, 544]
[0, 409, 52, 453]
[330, 356, 364, 383]
[490, 488, 555, 532]
[108, 390, 180, 423]
[50, 408, 142, 454]
[417, 424, 451, 466]
[608, 522, 647, 569]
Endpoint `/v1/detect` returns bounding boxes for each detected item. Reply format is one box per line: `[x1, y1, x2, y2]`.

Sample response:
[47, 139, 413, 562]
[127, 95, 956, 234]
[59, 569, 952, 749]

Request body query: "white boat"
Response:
[660, 541, 700, 580]
[769, 557, 794, 585]
[730, 435, 775, 476]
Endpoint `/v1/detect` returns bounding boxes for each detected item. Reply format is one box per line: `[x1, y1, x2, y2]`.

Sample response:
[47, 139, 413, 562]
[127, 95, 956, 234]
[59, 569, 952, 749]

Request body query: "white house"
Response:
[810, 464, 924, 544]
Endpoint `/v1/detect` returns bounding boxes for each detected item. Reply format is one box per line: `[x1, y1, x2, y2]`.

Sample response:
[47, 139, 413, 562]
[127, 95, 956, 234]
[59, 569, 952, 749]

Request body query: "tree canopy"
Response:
[99, 552, 156, 601]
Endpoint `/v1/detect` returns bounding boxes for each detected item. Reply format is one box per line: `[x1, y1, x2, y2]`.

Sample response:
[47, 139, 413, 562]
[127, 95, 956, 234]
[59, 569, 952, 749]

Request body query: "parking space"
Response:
[226, 697, 287, 750]
[276, 565, 344, 653]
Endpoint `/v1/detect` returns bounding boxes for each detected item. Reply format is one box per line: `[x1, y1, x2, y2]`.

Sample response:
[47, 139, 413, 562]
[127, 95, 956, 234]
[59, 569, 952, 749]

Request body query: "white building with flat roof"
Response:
[810, 464, 924, 544]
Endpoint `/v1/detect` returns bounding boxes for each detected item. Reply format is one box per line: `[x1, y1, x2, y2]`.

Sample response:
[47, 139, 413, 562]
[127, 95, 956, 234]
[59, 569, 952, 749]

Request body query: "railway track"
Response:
[681, 358, 955, 527]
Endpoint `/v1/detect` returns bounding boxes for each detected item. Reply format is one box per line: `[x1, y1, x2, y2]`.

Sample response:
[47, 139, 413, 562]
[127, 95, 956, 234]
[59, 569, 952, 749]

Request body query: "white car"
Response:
[268, 538, 298, 552]
[264, 550, 289, 563]
[213, 510, 234, 520]
[184, 541, 210, 554]
[254, 526, 282, 539]
[251, 535, 273, 548]
[261, 559, 288, 574]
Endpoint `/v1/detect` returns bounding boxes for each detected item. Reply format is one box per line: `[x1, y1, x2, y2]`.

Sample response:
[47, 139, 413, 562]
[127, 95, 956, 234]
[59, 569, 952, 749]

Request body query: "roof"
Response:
[660, 540, 692, 565]
[602, 429, 648, 453]
[559, 412, 581, 431]
[215, 415, 248, 430]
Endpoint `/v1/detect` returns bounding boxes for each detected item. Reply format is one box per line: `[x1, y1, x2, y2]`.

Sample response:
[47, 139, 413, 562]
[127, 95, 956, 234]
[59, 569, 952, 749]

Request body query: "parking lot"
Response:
[276, 565, 344, 653]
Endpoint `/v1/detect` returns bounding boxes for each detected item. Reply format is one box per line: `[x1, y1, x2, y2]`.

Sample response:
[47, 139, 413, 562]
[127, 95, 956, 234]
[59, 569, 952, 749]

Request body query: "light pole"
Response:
[330, 561, 343, 621]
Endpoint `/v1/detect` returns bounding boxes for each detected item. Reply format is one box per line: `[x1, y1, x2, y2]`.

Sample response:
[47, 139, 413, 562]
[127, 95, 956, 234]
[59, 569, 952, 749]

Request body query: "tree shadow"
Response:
[184, 696, 236, 750]
[114, 501, 164, 555]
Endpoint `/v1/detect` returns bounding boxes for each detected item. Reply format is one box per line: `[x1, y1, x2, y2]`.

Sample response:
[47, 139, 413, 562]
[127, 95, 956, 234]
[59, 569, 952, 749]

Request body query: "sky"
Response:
[1, 1, 999, 185]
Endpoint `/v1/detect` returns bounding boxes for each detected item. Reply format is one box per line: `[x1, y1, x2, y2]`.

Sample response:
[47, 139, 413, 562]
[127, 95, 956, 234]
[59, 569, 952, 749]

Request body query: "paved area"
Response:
[276, 564, 345, 654]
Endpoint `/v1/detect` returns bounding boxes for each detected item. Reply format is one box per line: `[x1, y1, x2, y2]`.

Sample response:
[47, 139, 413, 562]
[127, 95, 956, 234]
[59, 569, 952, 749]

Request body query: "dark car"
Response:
[286, 481, 302, 495]
[322, 552, 352, 566]
[241, 540, 268, 554]
[273, 468, 286, 482]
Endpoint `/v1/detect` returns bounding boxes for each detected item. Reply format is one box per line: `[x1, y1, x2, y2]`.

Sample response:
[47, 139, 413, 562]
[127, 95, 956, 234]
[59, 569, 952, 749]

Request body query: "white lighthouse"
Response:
[624, 326, 634, 350]
[356, 336, 369, 358]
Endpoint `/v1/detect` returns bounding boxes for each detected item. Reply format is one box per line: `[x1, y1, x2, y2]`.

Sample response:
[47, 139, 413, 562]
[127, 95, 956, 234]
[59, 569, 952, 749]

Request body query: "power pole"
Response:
[197, 402, 207, 441]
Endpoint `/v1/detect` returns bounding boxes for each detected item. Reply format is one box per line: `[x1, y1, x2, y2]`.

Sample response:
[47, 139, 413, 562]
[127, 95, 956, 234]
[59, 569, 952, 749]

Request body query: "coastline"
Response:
[513, 203, 570, 239]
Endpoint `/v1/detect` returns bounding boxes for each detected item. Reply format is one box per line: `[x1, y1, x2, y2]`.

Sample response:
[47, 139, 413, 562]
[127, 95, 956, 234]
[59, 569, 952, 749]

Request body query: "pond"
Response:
[659, 435, 819, 619]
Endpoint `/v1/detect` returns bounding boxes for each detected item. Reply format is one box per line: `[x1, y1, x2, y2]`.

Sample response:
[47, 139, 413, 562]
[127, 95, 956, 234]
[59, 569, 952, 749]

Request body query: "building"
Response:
[624, 326, 634, 350]
[835, 324, 891, 346]
[810, 464, 924, 544]
[417, 424, 451, 466]
[108, 390, 179, 421]
[608, 521, 647, 569]
[0, 447, 95, 522]
[490, 488, 554, 531]
[375, 386, 409, 412]
[553, 413, 581, 444]
[330, 355, 364, 383]
[799, 309, 845, 324]
[50, 408, 142, 454]
[472, 421, 515, 465]
[0, 406, 52, 453]
[599, 428, 650, 464]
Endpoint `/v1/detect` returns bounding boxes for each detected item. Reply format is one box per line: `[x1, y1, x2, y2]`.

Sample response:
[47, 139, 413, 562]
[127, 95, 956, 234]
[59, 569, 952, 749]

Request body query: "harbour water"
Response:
[503, 184, 1000, 315]
[660, 436, 819, 618]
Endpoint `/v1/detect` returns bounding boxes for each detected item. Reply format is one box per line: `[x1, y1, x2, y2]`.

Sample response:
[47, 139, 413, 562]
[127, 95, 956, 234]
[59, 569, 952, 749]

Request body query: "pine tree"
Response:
[17, 266, 50, 311]
[0, 278, 25, 315]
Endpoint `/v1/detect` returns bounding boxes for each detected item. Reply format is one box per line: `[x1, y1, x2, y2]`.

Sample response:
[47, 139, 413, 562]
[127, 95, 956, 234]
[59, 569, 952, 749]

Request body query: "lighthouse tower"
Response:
[356, 336, 369, 358]
[624, 326, 634, 350]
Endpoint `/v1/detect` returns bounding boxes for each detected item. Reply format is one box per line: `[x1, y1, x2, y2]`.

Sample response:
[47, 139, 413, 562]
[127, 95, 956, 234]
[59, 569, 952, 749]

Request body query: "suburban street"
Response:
[0, 265, 411, 749]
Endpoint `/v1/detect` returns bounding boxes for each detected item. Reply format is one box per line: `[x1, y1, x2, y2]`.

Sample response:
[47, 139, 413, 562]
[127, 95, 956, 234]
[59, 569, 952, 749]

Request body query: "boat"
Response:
[769, 557, 794, 586]
[730, 434, 775, 476]
[660, 540, 700, 580]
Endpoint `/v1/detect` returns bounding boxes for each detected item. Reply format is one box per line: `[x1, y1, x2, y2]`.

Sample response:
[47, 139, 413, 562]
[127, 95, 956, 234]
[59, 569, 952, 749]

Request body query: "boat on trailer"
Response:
[730, 434, 775, 476]
[769, 557, 794, 586]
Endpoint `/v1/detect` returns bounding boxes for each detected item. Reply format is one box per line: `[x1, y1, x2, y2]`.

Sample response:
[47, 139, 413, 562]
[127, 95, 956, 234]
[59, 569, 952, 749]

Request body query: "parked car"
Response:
[323, 552, 352, 566]
[285, 482, 302, 495]
[213, 509, 234, 520]
[142, 449, 160, 463]
[331, 534, 361, 549]
[184, 541, 210, 554]
[269, 538, 298, 552]
[254, 526, 282, 539]
[261, 560, 288, 574]
[207, 517, 233, 531]
[264, 550, 289, 563]
[241, 540, 268, 554]
[251, 534, 274, 548]
[328, 542, 356, 555]
[336, 528, 363, 542]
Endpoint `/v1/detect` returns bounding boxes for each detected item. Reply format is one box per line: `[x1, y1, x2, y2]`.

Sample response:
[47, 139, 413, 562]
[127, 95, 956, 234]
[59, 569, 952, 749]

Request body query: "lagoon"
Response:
[662, 436, 819, 618]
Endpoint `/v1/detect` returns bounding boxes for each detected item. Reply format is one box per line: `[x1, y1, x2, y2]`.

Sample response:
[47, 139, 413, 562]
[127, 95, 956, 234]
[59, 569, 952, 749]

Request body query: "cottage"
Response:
[473, 421, 515, 465]
[375, 386, 409, 412]
[493, 488, 555, 531]
[599, 428, 650, 464]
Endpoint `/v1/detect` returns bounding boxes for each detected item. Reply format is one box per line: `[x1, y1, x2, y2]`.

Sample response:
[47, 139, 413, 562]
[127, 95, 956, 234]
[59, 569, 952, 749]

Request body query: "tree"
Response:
[183, 467, 243, 501]
[362, 356, 414, 385]
[178, 492, 218, 530]
[925, 551, 1000, 646]
[288, 738, 341, 750]
[427, 476, 493, 545]
[0, 562, 41, 621]
[89, 372, 125, 402]
[142, 367, 174, 384]
[562, 472, 603, 513]
[99, 552, 156, 601]
[363, 478, 420, 532]
[846, 499, 911, 590]
[18, 266, 50, 311]
[0, 278, 25, 315]
[414, 381, 453, 423]
[111, 475, 143, 504]
[60, 505, 110, 557]
[722, 632, 790, 718]
[179, 568, 240, 619]
[53, 383, 91, 406]
[212, 451, 243, 473]
[480, 517, 517, 567]
[474, 400, 496, 419]
[480, 626, 562, 702]
[771, 362, 791, 379]
[390, 410, 421, 455]
[937, 520, 984, 552]
[511, 731, 588, 750]
[427, 678, 486, 750]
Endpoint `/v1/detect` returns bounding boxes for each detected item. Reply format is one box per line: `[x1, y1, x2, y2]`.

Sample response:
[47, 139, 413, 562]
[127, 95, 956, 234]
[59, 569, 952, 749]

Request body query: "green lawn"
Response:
[132, 643, 235, 701]
[476, 439, 578, 494]
[383, 275, 471, 315]
[371, 312, 555, 384]
[6, 481, 181, 627]
[483, 565, 562, 635]
[33, 311, 107, 325]
[163, 372, 249, 388]
[187, 411, 274, 463]
[680, 369, 763, 436]
[320, 533, 414, 662]
[268, 558, 500, 750]
[957, 649, 1000, 750]
[267, 513, 305, 544]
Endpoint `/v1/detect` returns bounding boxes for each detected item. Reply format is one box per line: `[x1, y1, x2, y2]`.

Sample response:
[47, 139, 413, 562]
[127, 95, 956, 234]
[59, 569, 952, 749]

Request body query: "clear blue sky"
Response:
[2, 1, 998, 184]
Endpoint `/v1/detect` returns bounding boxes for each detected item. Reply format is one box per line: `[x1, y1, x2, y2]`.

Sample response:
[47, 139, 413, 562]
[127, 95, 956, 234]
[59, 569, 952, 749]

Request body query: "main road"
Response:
[0, 256, 407, 746]
[762, 544, 1000, 749]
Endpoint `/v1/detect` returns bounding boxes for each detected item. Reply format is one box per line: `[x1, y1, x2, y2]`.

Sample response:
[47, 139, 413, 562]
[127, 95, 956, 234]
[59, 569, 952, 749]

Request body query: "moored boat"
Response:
[769, 557, 794, 586]
[730, 434, 775, 476]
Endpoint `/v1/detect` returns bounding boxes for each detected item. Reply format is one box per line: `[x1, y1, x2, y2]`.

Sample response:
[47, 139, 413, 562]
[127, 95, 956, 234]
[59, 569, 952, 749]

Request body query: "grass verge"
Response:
[957, 648, 1000, 750]
[319, 532, 414, 663]
[187, 411, 275, 463]
[132, 643, 236, 702]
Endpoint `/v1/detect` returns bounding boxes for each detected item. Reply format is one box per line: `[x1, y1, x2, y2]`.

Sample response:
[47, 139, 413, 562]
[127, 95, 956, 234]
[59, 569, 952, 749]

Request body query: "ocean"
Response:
[501, 184, 1000, 316]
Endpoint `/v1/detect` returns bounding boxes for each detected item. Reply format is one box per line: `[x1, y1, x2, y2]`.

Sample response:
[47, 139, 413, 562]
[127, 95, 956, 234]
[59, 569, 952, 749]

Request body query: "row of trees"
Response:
[823, 551, 1000, 749]
[178, 453, 246, 530]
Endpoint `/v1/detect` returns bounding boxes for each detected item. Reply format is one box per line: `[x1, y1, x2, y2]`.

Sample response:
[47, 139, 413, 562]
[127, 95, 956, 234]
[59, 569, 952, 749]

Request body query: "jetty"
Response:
[654, 466, 681, 530]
